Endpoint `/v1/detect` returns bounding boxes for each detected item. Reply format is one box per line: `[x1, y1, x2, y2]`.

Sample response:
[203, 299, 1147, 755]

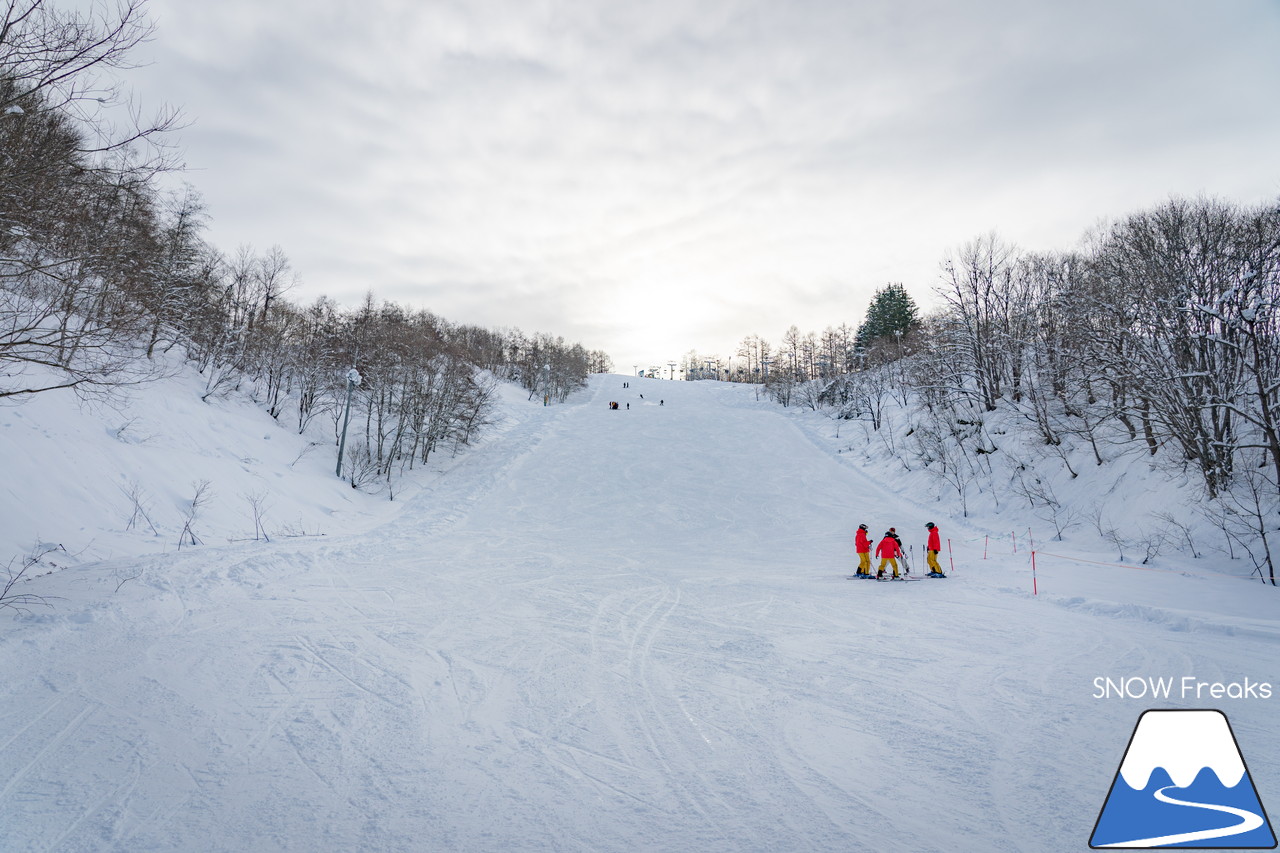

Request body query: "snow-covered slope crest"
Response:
[1119, 710, 1247, 790]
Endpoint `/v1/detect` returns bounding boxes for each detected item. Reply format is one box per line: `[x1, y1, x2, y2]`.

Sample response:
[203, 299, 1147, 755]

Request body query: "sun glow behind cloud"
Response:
[129, 0, 1280, 371]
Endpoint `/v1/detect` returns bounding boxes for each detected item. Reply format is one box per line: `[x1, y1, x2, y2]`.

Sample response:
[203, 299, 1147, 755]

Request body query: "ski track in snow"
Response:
[3, 376, 1279, 852]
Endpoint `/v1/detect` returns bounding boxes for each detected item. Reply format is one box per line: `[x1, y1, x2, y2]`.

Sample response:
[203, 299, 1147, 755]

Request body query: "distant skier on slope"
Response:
[854, 524, 872, 577]
[925, 522, 946, 577]
[875, 531, 901, 579]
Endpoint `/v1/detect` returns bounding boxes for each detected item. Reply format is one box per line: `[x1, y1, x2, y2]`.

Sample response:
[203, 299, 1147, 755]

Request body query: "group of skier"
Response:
[607, 395, 663, 410]
[852, 521, 947, 580]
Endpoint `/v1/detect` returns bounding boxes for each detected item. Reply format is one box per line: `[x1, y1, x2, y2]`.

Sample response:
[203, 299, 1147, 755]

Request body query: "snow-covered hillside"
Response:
[0, 361, 510, 573]
[3, 374, 1278, 852]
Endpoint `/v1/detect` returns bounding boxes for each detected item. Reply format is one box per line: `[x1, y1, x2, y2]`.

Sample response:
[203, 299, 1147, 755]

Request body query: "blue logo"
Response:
[1091, 709, 1276, 848]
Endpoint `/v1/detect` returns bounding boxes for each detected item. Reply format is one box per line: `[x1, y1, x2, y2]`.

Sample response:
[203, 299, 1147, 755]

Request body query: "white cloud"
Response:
[124, 0, 1280, 371]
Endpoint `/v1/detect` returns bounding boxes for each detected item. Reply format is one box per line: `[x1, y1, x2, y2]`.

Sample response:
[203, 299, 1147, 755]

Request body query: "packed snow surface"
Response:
[3, 375, 1278, 851]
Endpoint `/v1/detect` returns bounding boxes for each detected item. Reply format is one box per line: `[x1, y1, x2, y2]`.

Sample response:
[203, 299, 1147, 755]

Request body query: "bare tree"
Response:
[938, 233, 1019, 411]
[243, 490, 269, 542]
[1, 556, 55, 613]
[177, 479, 210, 549]
[0, 0, 180, 400]
[0, 0, 182, 168]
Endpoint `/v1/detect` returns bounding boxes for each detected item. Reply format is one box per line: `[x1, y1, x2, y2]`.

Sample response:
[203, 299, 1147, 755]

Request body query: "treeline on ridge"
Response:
[688, 195, 1280, 582]
[0, 0, 611, 496]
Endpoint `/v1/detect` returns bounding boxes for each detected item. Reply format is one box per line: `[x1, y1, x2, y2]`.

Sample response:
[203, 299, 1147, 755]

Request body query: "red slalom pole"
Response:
[1012, 531, 1017, 554]
[983, 535, 988, 560]
[948, 538, 955, 574]
[1031, 550, 1038, 596]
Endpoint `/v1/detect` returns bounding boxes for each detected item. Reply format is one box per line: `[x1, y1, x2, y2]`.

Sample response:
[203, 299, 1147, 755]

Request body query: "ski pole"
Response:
[948, 538, 955, 574]
[1031, 550, 1038, 596]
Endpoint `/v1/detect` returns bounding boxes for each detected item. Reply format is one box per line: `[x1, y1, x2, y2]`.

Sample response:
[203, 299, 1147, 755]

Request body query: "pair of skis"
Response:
[845, 568, 948, 582]
[846, 574, 924, 582]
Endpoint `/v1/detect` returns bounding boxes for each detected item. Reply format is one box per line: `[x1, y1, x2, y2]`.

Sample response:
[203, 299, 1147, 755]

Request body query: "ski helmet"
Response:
[858, 523, 868, 530]
[925, 522, 935, 529]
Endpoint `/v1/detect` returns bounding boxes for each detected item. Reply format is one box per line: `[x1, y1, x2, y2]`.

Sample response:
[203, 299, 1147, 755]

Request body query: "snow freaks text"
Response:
[1093, 677, 1273, 701]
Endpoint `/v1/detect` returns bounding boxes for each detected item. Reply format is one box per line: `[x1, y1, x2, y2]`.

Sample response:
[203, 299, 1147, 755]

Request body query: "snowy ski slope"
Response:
[3, 375, 1278, 852]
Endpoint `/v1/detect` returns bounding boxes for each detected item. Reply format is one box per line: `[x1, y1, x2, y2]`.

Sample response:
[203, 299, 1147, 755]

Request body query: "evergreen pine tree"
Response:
[855, 283, 920, 346]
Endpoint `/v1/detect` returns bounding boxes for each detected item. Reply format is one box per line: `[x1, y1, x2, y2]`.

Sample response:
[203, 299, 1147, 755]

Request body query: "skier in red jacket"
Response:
[925, 522, 945, 577]
[875, 532, 902, 579]
[854, 524, 872, 577]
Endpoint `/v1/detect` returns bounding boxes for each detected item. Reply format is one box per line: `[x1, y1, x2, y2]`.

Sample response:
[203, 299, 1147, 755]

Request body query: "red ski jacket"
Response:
[875, 537, 901, 559]
[855, 529, 871, 553]
[927, 527, 941, 552]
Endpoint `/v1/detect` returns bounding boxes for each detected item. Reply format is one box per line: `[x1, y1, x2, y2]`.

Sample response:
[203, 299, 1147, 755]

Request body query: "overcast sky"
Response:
[123, 0, 1280, 374]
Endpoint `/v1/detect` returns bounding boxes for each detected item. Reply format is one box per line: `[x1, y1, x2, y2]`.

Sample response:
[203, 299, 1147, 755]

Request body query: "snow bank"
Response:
[1, 359, 401, 571]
